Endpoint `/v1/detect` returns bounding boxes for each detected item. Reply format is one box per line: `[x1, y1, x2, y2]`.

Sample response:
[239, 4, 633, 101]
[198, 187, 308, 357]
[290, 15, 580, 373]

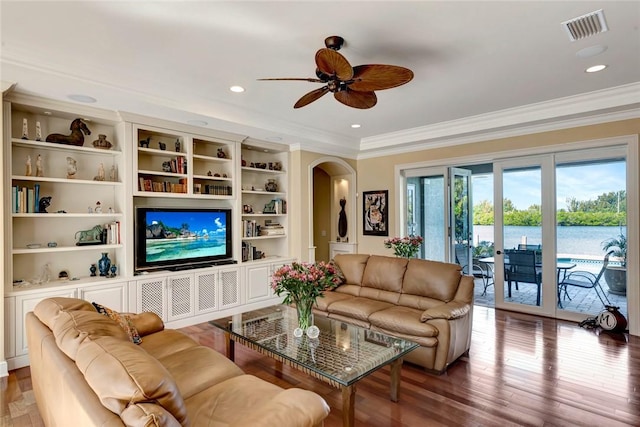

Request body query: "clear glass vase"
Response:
[295, 298, 314, 332]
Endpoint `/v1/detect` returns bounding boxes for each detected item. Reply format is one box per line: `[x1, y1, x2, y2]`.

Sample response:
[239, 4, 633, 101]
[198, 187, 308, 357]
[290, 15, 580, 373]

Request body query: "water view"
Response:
[474, 225, 625, 258]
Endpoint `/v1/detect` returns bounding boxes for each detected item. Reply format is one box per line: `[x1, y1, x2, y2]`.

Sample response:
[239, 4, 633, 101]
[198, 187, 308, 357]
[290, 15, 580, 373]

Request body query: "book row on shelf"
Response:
[12, 184, 41, 213]
[165, 157, 187, 174]
[242, 241, 265, 262]
[194, 183, 233, 195]
[103, 221, 121, 245]
[139, 178, 188, 193]
[242, 220, 285, 238]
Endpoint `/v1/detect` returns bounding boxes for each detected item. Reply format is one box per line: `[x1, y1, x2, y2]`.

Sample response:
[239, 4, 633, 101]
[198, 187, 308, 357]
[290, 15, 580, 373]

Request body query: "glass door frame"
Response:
[493, 155, 557, 316]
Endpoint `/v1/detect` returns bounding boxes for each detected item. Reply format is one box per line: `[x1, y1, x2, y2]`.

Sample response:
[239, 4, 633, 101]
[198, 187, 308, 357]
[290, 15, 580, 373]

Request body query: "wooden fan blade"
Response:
[258, 77, 324, 83]
[334, 90, 377, 109]
[348, 65, 414, 91]
[294, 86, 330, 108]
[315, 48, 353, 81]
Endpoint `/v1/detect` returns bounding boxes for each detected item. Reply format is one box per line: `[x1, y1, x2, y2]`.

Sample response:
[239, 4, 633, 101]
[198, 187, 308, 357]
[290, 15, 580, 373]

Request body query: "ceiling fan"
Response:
[259, 36, 414, 109]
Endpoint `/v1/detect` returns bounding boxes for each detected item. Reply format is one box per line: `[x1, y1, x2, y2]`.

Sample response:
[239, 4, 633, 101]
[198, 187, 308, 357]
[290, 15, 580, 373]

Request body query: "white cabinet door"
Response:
[16, 288, 77, 356]
[245, 264, 272, 303]
[195, 270, 218, 315]
[78, 281, 127, 311]
[135, 277, 166, 320]
[167, 274, 194, 321]
[219, 267, 241, 309]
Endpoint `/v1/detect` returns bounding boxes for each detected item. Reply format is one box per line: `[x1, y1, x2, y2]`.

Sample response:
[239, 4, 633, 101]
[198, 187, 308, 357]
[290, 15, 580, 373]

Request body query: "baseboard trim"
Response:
[0, 360, 8, 377]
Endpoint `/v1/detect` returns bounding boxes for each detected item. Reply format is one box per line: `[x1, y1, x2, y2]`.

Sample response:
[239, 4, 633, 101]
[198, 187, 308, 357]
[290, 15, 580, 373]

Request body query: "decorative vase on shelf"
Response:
[92, 134, 112, 150]
[89, 264, 97, 277]
[265, 179, 278, 192]
[98, 253, 111, 277]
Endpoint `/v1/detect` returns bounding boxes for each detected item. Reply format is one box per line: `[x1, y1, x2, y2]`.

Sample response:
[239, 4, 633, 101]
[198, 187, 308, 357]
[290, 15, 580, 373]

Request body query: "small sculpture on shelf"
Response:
[207, 170, 212, 176]
[241, 157, 247, 167]
[46, 118, 91, 146]
[139, 137, 150, 148]
[38, 196, 52, 213]
[217, 148, 227, 158]
[33, 262, 52, 285]
[36, 154, 44, 177]
[22, 118, 29, 139]
[162, 161, 172, 172]
[92, 134, 112, 149]
[158, 141, 166, 151]
[66, 157, 77, 179]
[95, 201, 102, 214]
[175, 139, 181, 152]
[273, 161, 283, 171]
[94, 163, 105, 181]
[35, 121, 42, 141]
[110, 165, 117, 182]
[25, 155, 32, 176]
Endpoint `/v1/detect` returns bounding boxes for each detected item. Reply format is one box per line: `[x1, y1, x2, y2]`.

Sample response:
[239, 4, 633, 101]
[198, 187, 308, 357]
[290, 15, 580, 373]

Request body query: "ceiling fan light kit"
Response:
[259, 36, 413, 109]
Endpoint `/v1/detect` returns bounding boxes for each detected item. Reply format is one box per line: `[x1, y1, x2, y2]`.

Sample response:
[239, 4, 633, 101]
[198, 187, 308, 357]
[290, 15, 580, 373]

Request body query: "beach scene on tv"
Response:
[144, 211, 228, 262]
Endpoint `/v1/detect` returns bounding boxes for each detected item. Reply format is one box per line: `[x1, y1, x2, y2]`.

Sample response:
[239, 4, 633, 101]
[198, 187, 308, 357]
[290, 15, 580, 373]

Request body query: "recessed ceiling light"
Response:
[586, 64, 607, 73]
[266, 136, 282, 141]
[576, 45, 607, 58]
[351, 124, 361, 128]
[230, 85, 245, 93]
[68, 94, 97, 103]
[187, 120, 208, 126]
[43, 111, 52, 115]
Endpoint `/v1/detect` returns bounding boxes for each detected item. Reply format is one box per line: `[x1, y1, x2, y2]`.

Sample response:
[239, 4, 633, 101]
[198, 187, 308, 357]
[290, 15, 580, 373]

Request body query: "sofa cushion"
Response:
[75, 336, 188, 426]
[52, 310, 129, 360]
[158, 345, 243, 399]
[34, 297, 96, 330]
[402, 258, 462, 302]
[315, 291, 353, 311]
[92, 302, 142, 344]
[369, 306, 439, 337]
[139, 329, 200, 360]
[184, 375, 329, 427]
[327, 297, 395, 322]
[361, 255, 408, 293]
[333, 254, 370, 285]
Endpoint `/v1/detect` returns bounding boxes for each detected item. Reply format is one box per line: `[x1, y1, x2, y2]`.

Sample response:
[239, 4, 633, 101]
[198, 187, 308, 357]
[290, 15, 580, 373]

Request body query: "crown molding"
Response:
[358, 106, 640, 159]
[359, 82, 640, 155]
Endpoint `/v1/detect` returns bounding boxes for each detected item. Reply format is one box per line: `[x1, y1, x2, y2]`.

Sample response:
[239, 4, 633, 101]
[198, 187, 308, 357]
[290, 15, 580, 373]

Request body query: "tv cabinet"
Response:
[3, 94, 292, 370]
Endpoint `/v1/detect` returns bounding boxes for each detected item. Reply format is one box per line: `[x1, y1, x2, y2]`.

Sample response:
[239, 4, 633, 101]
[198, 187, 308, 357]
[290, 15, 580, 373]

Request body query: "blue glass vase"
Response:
[98, 253, 111, 277]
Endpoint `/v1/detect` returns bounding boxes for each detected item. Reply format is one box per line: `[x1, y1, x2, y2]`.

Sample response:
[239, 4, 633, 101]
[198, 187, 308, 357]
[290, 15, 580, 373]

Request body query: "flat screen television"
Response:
[135, 207, 233, 272]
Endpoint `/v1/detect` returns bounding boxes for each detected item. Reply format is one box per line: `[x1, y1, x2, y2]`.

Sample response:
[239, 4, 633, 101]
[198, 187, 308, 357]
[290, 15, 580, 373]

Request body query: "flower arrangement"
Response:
[271, 261, 343, 331]
[384, 235, 424, 258]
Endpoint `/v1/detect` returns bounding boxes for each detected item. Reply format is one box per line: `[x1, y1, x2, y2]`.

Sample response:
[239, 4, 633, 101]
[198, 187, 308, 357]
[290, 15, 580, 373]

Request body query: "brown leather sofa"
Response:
[26, 297, 329, 427]
[315, 254, 474, 374]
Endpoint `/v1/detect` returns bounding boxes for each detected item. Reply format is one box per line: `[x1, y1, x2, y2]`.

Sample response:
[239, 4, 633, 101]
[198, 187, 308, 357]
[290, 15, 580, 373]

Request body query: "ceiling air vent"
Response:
[561, 9, 608, 42]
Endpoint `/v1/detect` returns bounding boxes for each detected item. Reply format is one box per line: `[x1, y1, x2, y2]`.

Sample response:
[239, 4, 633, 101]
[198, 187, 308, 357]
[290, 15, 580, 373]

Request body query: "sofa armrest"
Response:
[229, 388, 330, 427]
[421, 301, 471, 322]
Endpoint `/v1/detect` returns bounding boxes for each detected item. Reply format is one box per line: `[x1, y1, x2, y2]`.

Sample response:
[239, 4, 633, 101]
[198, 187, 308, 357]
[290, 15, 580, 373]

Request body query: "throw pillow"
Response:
[92, 302, 142, 344]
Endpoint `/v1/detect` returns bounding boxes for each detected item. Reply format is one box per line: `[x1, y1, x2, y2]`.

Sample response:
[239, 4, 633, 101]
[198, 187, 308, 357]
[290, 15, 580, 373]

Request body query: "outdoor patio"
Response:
[473, 276, 628, 318]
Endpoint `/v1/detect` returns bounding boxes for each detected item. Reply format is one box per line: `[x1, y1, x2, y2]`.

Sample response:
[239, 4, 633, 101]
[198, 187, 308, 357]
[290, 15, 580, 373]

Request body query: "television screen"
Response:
[135, 207, 233, 271]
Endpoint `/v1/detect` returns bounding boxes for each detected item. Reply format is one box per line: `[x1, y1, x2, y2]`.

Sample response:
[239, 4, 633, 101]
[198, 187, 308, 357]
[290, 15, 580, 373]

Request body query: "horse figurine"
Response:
[46, 118, 91, 146]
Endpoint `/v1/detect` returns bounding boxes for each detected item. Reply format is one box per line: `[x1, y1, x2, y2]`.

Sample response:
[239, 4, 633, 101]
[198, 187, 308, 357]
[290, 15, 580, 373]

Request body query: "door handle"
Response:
[496, 250, 502, 255]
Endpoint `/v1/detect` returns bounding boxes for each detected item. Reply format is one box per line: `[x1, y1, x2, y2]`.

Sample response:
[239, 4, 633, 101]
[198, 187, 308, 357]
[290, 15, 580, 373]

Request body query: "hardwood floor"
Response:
[2, 306, 640, 426]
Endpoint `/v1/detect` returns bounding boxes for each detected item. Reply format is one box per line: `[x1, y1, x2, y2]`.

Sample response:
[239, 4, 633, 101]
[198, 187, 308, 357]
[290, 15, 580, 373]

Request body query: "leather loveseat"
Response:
[26, 297, 329, 427]
[314, 254, 474, 374]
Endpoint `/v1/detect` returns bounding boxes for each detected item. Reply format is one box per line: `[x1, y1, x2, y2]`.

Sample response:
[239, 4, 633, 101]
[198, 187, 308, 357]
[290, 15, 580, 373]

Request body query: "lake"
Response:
[473, 225, 625, 257]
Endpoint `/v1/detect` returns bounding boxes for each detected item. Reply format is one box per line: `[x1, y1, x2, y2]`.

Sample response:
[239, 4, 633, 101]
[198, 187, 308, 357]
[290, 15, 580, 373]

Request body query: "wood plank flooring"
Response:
[2, 305, 639, 426]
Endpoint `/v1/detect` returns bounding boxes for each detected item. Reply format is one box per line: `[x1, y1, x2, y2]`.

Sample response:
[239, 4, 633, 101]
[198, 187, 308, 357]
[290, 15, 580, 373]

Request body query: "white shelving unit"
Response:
[4, 98, 126, 290]
[240, 141, 289, 263]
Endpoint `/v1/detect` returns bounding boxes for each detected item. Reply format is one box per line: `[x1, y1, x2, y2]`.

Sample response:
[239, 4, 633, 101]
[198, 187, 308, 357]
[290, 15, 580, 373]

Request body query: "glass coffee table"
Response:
[210, 304, 418, 427]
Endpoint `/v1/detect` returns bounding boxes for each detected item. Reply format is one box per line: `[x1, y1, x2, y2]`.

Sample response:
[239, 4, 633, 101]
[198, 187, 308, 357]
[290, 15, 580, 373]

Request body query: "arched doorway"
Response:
[308, 158, 357, 262]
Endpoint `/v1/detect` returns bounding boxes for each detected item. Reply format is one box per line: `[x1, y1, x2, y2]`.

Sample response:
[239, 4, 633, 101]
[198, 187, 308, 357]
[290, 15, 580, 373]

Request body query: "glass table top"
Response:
[210, 304, 419, 387]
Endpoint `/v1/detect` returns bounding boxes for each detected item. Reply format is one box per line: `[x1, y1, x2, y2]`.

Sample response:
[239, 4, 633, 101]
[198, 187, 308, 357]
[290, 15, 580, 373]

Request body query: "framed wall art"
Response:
[363, 190, 388, 236]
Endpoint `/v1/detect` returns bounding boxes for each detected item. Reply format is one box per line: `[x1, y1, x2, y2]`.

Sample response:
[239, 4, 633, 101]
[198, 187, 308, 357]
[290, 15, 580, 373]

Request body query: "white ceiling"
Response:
[2, 1, 639, 157]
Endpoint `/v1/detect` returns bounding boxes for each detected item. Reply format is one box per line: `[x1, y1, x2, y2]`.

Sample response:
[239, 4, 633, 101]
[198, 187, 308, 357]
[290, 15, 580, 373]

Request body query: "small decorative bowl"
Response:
[27, 243, 41, 249]
[255, 162, 267, 169]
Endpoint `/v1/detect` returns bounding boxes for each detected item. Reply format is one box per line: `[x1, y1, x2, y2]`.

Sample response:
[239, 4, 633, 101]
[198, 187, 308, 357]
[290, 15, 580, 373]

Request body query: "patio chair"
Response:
[517, 243, 542, 263]
[455, 244, 491, 292]
[558, 251, 613, 309]
[505, 249, 542, 306]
